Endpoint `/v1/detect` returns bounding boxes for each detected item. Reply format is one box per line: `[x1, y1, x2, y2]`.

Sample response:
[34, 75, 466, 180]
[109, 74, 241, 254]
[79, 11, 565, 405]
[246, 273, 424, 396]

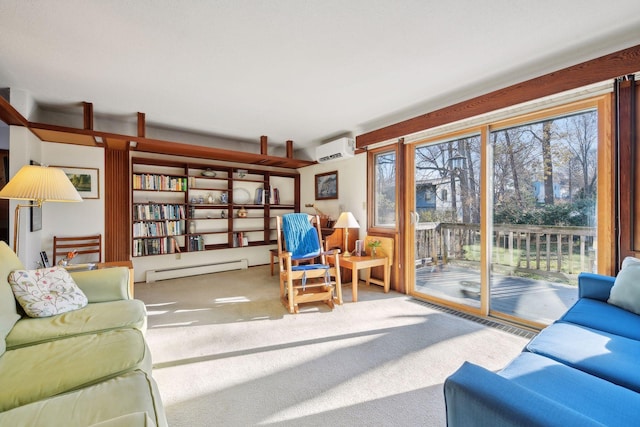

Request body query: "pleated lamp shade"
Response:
[0, 165, 82, 203]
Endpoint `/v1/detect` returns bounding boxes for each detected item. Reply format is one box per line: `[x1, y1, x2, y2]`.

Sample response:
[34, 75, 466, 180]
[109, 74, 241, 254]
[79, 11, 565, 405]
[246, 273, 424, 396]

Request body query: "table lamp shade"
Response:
[0, 165, 83, 203]
[333, 212, 359, 257]
[333, 212, 360, 229]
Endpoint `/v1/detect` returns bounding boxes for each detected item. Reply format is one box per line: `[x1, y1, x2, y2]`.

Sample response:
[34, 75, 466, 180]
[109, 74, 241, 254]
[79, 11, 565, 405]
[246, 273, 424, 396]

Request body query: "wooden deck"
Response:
[414, 264, 579, 325]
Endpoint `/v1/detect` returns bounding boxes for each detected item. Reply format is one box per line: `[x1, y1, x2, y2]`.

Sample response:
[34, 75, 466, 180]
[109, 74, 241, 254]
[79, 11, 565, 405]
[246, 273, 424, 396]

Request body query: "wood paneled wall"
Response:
[104, 147, 130, 261]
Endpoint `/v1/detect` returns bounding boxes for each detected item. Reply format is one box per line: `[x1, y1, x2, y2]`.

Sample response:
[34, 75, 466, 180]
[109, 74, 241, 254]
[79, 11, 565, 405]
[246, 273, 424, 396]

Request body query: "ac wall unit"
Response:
[315, 137, 355, 163]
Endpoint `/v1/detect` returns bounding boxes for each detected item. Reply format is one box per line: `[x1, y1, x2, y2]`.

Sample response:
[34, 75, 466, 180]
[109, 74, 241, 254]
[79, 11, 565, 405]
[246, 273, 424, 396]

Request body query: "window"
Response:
[372, 150, 397, 227]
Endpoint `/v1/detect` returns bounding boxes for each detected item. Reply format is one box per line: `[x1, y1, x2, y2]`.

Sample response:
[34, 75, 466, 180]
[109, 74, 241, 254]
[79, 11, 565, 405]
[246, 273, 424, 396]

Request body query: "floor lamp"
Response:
[333, 211, 360, 258]
[0, 165, 82, 257]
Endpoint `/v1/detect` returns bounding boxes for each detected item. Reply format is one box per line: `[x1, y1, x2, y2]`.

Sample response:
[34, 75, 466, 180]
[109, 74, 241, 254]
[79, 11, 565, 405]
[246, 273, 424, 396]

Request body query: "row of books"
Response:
[133, 174, 188, 191]
[133, 220, 184, 237]
[133, 237, 180, 256]
[188, 235, 205, 251]
[133, 203, 186, 221]
[254, 187, 280, 205]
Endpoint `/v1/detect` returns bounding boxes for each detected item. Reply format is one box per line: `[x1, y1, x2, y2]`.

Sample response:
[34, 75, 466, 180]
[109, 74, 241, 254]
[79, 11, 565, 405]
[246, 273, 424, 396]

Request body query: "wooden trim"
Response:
[105, 147, 130, 261]
[260, 135, 268, 156]
[286, 140, 293, 158]
[598, 94, 615, 275]
[479, 125, 490, 316]
[0, 95, 28, 126]
[0, 107, 313, 169]
[82, 102, 93, 130]
[396, 139, 407, 293]
[617, 77, 640, 264]
[137, 112, 145, 138]
[357, 43, 640, 148]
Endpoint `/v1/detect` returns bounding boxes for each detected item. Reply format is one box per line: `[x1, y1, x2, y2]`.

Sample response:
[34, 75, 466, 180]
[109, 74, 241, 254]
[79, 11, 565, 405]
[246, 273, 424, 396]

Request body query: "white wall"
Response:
[7, 89, 43, 267]
[298, 153, 368, 232]
[40, 143, 105, 264]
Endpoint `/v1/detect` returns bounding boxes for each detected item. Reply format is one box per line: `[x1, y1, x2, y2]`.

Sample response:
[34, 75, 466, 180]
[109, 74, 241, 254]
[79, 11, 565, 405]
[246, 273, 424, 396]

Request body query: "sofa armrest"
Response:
[70, 267, 131, 302]
[578, 272, 615, 301]
[444, 362, 603, 427]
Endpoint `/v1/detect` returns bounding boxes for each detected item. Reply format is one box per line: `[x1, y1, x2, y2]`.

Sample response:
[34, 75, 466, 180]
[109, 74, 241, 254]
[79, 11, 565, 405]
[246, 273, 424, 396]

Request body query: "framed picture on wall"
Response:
[52, 166, 100, 199]
[315, 171, 338, 200]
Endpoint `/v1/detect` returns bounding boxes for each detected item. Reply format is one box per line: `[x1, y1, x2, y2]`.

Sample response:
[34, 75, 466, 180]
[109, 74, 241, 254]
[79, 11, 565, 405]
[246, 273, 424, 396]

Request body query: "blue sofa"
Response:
[444, 272, 640, 426]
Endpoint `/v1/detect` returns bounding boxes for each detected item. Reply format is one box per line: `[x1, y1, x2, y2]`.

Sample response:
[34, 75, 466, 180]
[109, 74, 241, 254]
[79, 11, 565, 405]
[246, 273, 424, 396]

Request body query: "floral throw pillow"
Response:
[8, 267, 88, 318]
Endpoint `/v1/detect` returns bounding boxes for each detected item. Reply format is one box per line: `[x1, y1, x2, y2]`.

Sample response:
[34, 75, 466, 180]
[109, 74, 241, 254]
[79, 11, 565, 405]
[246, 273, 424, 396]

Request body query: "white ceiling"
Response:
[1, 0, 640, 150]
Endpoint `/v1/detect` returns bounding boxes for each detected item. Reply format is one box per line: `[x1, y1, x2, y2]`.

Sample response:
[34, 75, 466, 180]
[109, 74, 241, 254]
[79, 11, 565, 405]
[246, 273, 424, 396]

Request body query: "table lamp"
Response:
[0, 165, 82, 256]
[333, 211, 360, 258]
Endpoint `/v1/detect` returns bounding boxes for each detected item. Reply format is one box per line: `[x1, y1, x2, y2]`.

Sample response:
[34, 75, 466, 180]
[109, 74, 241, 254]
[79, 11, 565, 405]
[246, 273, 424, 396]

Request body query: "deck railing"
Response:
[415, 222, 596, 275]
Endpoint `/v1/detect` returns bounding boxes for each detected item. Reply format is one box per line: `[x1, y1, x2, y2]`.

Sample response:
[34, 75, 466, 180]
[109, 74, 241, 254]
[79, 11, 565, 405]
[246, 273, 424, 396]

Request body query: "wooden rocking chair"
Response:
[276, 214, 342, 314]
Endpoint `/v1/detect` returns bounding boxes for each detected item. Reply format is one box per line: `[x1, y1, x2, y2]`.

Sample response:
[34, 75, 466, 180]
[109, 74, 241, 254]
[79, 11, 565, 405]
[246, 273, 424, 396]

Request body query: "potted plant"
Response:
[367, 239, 381, 258]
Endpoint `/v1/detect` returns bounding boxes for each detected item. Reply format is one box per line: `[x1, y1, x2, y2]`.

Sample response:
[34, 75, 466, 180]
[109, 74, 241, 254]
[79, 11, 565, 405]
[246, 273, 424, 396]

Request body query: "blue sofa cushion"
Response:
[444, 360, 604, 427]
[608, 263, 640, 315]
[526, 322, 640, 393]
[559, 297, 640, 341]
[498, 352, 640, 426]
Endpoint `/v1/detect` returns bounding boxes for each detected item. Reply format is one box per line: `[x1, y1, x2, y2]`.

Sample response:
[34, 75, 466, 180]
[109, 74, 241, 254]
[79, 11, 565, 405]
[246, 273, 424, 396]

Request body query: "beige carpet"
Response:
[135, 265, 529, 426]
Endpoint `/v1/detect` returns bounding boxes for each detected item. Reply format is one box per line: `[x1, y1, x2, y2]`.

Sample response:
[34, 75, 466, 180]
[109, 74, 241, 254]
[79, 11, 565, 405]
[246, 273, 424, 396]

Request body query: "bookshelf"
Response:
[131, 158, 299, 257]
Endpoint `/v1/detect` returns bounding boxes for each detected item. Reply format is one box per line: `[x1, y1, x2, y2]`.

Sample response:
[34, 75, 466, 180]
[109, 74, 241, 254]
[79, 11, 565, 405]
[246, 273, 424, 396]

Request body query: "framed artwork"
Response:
[315, 171, 338, 200]
[53, 166, 100, 199]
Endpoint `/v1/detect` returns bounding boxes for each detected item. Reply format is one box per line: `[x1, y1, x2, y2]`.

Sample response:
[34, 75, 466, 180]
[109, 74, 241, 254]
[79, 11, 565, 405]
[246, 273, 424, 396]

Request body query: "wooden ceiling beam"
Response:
[82, 102, 93, 130]
[0, 104, 313, 168]
[356, 43, 640, 148]
[0, 95, 29, 127]
[137, 112, 145, 137]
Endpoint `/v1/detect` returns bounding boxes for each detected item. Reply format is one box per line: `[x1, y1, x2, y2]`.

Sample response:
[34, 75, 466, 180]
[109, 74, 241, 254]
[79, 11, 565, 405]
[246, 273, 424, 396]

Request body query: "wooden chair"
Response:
[53, 234, 102, 265]
[276, 214, 342, 314]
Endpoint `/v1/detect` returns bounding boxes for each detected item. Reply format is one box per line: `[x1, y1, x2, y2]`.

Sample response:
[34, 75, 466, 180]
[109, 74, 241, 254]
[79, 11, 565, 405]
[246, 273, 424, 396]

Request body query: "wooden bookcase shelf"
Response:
[131, 157, 299, 257]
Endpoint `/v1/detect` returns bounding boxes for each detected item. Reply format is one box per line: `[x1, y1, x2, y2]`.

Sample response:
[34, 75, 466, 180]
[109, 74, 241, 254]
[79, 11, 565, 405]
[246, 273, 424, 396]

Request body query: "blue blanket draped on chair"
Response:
[282, 213, 322, 260]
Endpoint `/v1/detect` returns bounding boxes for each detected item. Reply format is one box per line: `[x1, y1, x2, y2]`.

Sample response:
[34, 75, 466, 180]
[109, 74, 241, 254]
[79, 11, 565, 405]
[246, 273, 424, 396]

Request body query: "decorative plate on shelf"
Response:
[233, 187, 251, 204]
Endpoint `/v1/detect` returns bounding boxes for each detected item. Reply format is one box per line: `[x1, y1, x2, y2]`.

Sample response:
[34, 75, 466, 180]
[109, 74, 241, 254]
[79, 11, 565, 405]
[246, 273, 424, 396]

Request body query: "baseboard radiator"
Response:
[145, 259, 249, 283]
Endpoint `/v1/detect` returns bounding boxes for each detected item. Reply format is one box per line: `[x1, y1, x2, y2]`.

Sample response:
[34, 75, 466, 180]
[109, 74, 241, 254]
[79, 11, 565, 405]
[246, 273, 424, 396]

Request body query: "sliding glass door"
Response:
[408, 97, 610, 327]
[412, 134, 482, 311]
[489, 110, 598, 324]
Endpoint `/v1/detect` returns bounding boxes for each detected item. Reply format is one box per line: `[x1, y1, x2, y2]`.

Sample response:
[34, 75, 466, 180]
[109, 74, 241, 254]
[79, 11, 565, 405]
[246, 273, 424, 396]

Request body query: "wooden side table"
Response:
[337, 255, 390, 302]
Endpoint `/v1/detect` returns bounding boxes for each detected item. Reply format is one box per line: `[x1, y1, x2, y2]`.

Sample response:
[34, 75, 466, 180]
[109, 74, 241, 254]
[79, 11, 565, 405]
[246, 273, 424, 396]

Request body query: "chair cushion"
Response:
[8, 267, 88, 318]
[498, 352, 640, 426]
[559, 297, 640, 341]
[526, 322, 640, 393]
[0, 328, 148, 412]
[0, 371, 165, 427]
[608, 263, 640, 315]
[0, 241, 24, 356]
[6, 299, 147, 349]
[291, 264, 329, 271]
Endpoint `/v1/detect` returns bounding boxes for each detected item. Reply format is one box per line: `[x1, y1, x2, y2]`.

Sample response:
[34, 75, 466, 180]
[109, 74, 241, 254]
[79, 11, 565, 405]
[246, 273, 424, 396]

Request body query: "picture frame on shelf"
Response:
[315, 171, 338, 200]
[52, 166, 100, 199]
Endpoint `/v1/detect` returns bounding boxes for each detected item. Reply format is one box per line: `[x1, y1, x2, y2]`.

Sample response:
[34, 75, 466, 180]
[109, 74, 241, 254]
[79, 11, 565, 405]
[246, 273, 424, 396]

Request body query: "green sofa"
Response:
[0, 241, 167, 426]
